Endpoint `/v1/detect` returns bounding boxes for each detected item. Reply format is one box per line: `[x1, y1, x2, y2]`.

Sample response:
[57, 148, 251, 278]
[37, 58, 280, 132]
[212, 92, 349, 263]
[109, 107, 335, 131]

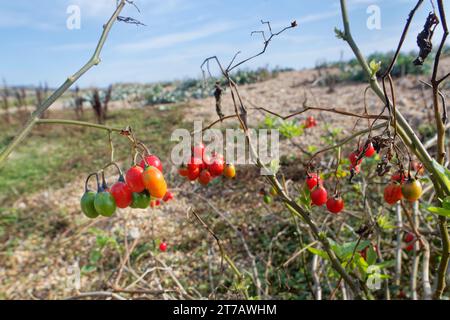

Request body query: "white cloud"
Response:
[70, 0, 192, 18]
[0, 9, 56, 30]
[297, 10, 340, 24]
[115, 21, 241, 52]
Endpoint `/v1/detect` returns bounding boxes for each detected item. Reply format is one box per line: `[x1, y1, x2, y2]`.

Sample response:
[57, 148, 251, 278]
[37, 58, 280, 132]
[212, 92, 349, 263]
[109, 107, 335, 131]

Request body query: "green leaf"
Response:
[369, 60, 381, 78]
[307, 247, 329, 260]
[442, 196, 450, 210]
[427, 206, 450, 217]
[307, 145, 318, 153]
[329, 239, 370, 260]
[89, 249, 102, 264]
[296, 184, 311, 209]
[431, 159, 450, 193]
[81, 265, 97, 273]
[367, 246, 377, 266]
[269, 159, 280, 175]
[375, 260, 395, 269]
[377, 215, 395, 230]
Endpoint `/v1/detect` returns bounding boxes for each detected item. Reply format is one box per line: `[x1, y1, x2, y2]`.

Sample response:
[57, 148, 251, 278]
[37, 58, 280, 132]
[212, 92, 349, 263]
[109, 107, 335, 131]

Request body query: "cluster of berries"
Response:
[348, 142, 376, 174]
[306, 173, 344, 214]
[178, 144, 236, 185]
[383, 170, 423, 205]
[80, 154, 173, 219]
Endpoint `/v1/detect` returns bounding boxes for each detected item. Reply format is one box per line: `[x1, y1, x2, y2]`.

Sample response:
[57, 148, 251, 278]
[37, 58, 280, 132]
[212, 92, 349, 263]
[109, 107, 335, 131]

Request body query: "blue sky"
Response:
[0, 0, 448, 87]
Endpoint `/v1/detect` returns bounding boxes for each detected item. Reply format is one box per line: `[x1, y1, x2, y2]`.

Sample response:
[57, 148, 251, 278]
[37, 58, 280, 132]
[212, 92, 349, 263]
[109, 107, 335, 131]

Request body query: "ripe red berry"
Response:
[201, 154, 211, 170]
[209, 157, 225, 177]
[311, 186, 328, 206]
[404, 232, 415, 243]
[139, 154, 163, 172]
[306, 173, 321, 190]
[384, 183, 403, 205]
[305, 116, 317, 128]
[159, 242, 167, 252]
[163, 191, 174, 202]
[178, 164, 189, 177]
[349, 152, 362, 167]
[362, 143, 376, 157]
[187, 167, 200, 181]
[405, 244, 414, 252]
[110, 180, 132, 208]
[125, 165, 145, 193]
[326, 196, 344, 214]
[199, 169, 212, 185]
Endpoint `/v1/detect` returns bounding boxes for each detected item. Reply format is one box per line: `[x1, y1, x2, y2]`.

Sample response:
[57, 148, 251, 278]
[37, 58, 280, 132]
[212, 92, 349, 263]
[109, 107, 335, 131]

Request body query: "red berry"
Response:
[326, 196, 344, 214]
[199, 170, 212, 185]
[305, 116, 317, 128]
[139, 154, 163, 172]
[178, 164, 189, 177]
[404, 232, 415, 243]
[201, 154, 211, 170]
[163, 191, 174, 202]
[349, 152, 362, 167]
[362, 143, 376, 157]
[209, 157, 225, 177]
[405, 244, 414, 252]
[125, 165, 145, 193]
[187, 167, 200, 181]
[384, 183, 403, 205]
[306, 173, 321, 190]
[110, 180, 132, 208]
[159, 242, 167, 252]
[391, 171, 406, 184]
[311, 186, 328, 206]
